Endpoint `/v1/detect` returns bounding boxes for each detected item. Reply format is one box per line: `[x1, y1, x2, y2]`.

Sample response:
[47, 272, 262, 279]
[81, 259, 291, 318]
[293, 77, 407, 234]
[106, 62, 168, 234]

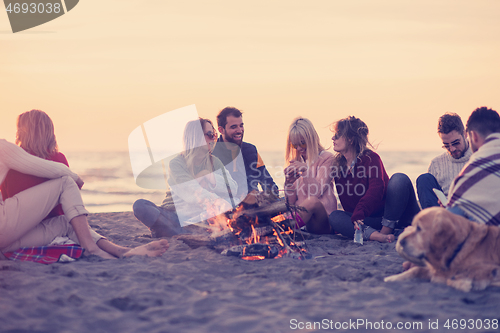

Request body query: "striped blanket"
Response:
[447, 133, 500, 226]
[3, 244, 84, 264]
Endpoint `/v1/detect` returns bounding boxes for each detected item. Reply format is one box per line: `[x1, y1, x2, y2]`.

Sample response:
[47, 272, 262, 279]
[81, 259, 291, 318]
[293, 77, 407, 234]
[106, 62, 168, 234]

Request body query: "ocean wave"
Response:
[81, 189, 163, 196]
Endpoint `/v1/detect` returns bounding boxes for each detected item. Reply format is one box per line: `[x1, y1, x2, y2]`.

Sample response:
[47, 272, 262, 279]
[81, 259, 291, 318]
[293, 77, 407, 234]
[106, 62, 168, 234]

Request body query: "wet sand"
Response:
[0, 212, 498, 333]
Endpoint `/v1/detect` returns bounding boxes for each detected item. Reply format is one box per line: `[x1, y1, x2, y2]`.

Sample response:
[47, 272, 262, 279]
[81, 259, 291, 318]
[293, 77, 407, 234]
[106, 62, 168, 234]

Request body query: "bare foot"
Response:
[369, 231, 395, 243]
[122, 239, 169, 258]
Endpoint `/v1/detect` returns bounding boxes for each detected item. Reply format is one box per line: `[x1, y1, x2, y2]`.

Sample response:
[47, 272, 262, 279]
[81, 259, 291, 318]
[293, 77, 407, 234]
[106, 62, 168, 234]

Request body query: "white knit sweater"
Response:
[428, 145, 472, 196]
[0, 139, 78, 185]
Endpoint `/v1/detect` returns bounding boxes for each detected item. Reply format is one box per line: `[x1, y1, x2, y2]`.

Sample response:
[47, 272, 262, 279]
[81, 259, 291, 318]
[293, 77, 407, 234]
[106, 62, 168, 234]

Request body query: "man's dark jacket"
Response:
[212, 136, 278, 198]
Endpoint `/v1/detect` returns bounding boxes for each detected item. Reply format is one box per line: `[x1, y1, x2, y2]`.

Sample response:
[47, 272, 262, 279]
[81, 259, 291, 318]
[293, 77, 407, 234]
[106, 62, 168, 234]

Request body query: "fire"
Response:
[198, 196, 235, 232]
[246, 221, 261, 245]
[274, 248, 288, 259]
[272, 230, 285, 247]
[241, 256, 265, 261]
[196, 190, 310, 260]
[271, 214, 286, 223]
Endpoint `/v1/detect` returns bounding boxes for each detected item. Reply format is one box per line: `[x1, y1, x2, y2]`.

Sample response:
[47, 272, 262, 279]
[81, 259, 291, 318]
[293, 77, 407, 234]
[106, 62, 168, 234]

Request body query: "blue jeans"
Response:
[329, 173, 420, 240]
[383, 173, 421, 227]
[416, 173, 442, 209]
[133, 199, 182, 238]
[329, 211, 383, 240]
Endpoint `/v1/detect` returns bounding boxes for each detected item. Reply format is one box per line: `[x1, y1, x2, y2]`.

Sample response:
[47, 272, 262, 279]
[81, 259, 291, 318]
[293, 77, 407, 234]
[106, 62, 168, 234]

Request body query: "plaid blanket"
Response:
[448, 133, 500, 225]
[3, 244, 84, 264]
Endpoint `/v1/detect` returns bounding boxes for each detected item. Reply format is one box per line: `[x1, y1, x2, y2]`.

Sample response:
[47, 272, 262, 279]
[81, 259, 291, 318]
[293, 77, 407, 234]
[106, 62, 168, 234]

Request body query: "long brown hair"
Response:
[16, 109, 58, 159]
[331, 116, 374, 166]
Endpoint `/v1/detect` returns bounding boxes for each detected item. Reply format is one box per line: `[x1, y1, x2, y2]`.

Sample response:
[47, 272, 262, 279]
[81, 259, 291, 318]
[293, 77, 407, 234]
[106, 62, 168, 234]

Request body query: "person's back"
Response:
[447, 107, 500, 225]
[1, 151, 68, 219]
[0, 139, 75, 184]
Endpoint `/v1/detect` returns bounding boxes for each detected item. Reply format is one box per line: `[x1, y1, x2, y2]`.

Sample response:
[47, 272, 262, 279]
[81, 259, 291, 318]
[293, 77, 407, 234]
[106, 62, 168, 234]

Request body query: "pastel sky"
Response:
[1, 0, 499, 153]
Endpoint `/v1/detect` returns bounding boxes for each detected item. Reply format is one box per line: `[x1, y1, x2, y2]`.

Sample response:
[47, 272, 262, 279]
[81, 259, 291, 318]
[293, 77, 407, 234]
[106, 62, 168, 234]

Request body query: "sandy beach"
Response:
[1, 212, 499, 333]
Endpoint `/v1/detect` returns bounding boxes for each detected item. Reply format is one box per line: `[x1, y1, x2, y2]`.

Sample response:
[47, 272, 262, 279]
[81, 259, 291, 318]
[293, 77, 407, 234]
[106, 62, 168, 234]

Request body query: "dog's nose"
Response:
[399, 238, 406, 247]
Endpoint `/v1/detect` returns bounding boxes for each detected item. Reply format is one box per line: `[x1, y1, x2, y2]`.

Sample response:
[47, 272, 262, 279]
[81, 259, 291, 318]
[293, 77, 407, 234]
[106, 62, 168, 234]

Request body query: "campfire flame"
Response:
[199, 191, 309, 260]
[247, 222, 261, 245]
[241, 256, 266, 261]
[273, 230, 285, 247]
[271, 214, 286, 223]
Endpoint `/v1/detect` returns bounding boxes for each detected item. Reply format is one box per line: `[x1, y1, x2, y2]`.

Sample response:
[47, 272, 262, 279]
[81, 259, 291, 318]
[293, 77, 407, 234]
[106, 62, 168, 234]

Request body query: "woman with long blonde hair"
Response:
[284, 117, 336, 234]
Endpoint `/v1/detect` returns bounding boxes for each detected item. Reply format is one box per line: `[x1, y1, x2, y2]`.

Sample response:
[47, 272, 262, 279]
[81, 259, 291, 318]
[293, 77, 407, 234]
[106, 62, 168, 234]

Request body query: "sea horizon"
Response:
[60, 150, 443, 213]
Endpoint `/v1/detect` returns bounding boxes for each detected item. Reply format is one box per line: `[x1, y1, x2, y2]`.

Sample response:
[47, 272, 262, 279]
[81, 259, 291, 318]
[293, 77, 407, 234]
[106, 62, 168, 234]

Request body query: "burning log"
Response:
[222, 243, 280, 259]
[237, 200, 306, 218]
[174, 191, 312, 259]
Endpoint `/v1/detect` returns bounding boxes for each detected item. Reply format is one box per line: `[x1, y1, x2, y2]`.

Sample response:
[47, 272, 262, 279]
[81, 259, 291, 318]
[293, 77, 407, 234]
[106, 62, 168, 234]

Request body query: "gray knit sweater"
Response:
[428, 146, 472, 196]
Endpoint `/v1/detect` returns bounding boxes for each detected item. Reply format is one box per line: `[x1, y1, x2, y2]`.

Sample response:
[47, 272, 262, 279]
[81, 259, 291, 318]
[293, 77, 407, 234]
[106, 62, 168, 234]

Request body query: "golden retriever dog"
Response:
[384, 207, 500, 292]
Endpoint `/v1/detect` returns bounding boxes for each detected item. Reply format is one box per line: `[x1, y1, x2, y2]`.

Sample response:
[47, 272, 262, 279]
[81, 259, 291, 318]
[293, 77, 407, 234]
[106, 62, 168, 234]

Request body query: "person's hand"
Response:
[437, 199, 445, 208]
[289, 161, 308, 175]
[284, 161, 308, 182]
[284, 172, 299, 185]
[284, 167, 299, 185]
[75, 176, 84, 189]
[353, 219, 364, 230]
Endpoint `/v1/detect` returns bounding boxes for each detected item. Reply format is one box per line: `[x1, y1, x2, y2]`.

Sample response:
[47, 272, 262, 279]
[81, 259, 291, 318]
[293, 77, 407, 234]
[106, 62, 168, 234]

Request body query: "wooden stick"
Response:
[285, 199, 310, 253]
[269, 220, 294, 256]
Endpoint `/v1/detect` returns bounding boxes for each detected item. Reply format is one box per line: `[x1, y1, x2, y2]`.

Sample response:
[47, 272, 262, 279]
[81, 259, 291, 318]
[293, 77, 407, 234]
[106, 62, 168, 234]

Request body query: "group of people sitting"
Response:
[417, 107, 500, 226]
[1, 105, 499, 262]
[133, 106, 500, 244]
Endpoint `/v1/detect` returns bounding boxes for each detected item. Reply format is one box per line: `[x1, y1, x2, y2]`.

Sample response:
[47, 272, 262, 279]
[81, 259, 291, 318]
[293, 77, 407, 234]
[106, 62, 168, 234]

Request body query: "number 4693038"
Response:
[5, 2, 62, 14]
[444, 319, 498, 330]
